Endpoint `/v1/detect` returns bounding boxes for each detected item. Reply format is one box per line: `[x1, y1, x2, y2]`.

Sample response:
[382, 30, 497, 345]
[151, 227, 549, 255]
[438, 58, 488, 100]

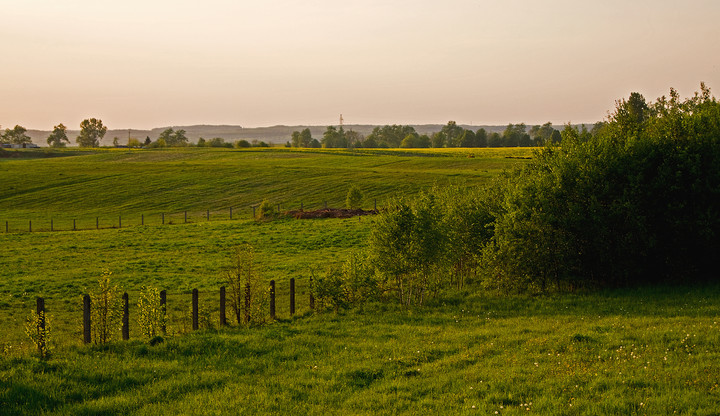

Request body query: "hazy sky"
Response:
[2, 0, 719, 130]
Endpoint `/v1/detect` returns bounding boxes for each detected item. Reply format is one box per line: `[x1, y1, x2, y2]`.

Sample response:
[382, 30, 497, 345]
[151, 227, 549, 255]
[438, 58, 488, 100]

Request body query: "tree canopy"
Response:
[76, 118, 107, 147]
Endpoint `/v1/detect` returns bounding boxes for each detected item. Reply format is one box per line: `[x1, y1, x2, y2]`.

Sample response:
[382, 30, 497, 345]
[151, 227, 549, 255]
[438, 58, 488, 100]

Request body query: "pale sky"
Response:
[2, 0, 719, 130]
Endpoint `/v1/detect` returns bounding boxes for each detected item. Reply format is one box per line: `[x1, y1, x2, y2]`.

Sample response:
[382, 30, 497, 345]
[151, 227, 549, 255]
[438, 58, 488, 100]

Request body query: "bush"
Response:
[225, 244, 268, 325]
[136, 286, 166, 339]
[482, 84, 720, 291]
[256, 200, 274, 220]
[24, 310, 51, 359]
[346, 185, 364, 209]
[89, 270, 124, 344]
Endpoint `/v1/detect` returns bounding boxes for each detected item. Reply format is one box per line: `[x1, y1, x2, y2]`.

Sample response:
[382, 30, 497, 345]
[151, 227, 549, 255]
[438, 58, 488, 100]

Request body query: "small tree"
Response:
[2, 125, 32, 145]
[346, 185, 364, 209]
[89, 270, 124, 344]
[24, 310, 52, 359]
[257, 200, 274, 220]
[136, 286, 166, 339]
[225, 244, 268, 325]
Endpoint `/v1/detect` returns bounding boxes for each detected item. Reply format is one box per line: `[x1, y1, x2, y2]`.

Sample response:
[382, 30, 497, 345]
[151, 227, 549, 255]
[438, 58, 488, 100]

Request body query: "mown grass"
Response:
[3, 147, 719, 414]
[2, 286, 719, 415]
[0, 147, 530, 230]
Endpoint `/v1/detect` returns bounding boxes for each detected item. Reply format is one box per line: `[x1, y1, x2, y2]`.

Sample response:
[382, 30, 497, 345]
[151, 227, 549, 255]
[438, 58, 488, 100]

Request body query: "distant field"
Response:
[0, 147, 531, 229]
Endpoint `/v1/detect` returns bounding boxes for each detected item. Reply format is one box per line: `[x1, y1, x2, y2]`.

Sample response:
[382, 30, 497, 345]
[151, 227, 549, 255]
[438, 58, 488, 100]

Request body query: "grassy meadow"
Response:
[2, 147, 719, 414]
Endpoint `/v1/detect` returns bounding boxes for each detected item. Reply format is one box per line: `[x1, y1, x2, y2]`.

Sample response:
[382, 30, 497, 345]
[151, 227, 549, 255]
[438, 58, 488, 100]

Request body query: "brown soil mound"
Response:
[285, 208, 378, 219]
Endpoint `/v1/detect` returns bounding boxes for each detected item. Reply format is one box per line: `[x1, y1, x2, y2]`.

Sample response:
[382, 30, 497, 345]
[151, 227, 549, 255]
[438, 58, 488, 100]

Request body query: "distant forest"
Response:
[288, 121, 600, 149]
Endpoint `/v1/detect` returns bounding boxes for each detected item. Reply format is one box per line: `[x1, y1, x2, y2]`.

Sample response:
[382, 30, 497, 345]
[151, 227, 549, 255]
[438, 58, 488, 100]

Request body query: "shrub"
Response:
[225, 244, 268, 325]
[24, 310, 51, 359]
[345, 185, 364, 209]
[257, 200, 274, 220]
[89, 270, 124, 344]
[136, 286, 166, 339]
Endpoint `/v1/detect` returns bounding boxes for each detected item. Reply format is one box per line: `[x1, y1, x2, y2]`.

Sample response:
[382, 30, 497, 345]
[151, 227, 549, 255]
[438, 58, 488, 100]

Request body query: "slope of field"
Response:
[0, 147, 530, 229]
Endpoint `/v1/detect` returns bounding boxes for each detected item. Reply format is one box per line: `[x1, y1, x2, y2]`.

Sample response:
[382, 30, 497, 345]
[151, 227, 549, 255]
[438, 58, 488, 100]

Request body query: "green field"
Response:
[2, 147, 719, 415]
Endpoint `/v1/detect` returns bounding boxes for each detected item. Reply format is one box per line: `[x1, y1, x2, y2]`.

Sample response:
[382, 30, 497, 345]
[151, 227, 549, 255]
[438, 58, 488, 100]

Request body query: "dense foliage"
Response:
[370, 85, 720, 294]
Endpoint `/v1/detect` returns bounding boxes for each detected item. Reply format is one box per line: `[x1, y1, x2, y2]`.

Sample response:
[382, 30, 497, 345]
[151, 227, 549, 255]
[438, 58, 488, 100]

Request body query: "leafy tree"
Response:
[225, 244, 268, 325]
[290, 130, 301, 147]
[136, 286, 166, 339]
[441, 121, 464, 147]
[144, 136, 151, 146]
[76, 118, 107, 147]
[345, 130, 364, 148]
[235, 139, 251, 148]
[299, 128, 313, 147]
[366, 125, 417, 148]
[475, 128, 488, 147]
[89, 270, 124, 344]
[459, 129, 477, 147]
[431, 131, 445, 148]
[127, 138, 142, 148]
[529, 122, 559, 146]
[346, 185, 364, 209]
[196, 137, 206, 147]
[309, 138, 321, 148]
[46, 124, 69, 147]
[487, 132, 503, 147]
[2, 125, 32, 145]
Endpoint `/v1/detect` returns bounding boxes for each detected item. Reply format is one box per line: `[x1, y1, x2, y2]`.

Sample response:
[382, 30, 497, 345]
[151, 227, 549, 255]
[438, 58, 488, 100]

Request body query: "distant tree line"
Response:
[287, 121, 576, 149]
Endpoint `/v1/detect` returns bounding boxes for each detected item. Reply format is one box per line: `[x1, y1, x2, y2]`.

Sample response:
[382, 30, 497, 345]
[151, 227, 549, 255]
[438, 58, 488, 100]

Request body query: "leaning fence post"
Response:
[309, 277, 315, 311]
[219, 286, 227, 326]
[83, 294, 91, 344]
[36, 297, 45, 352]
[192, 289, 199, 330]
[290, 278, 296, 316]
[122, 292, 129, 340]
[160, 290, 167, 334]
[269, 280, 276, 320]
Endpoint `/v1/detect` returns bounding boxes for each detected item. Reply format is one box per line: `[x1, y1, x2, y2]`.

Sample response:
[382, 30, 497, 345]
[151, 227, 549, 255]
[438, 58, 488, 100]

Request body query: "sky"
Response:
[1, 0, 719, 130]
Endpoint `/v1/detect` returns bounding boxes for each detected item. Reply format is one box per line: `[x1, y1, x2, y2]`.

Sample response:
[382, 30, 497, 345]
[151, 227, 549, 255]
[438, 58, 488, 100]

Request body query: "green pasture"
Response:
[0, 147, 530, 229]
[2, 147, 719, 414]
[3, 286, 719, 415]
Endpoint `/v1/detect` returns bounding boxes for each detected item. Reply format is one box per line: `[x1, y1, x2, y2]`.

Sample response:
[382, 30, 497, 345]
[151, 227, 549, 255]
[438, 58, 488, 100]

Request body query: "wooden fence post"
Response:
[73, 219, 76, 231]
[300, 202, 303, 211]
[244, 283, 251, 324]
[269, 280, 276, 320]
[309, 277, 315, 311]
[184, 211, 187, 223]
[219, 286, 226, 326]
[83, 294, 91, 344]
[122, 292, 129, 340]
[160, 290, 167, 334]
[252, 206, 256, 219]
[141, 214, 144, 226]
[51, 219, 53, 232]
[229, 207, 233, 220]
[192, 289, 199, 330]
[162, 213, 165, 225]
[374, 199, 377, 211]
[96, 217, 99, 229]
[207, 209, 210, 221]
[36, 297, 45, 352]
[29, 220, 31, 233]
[290, 278, 295, 316]
[119, 216, 122, 229]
